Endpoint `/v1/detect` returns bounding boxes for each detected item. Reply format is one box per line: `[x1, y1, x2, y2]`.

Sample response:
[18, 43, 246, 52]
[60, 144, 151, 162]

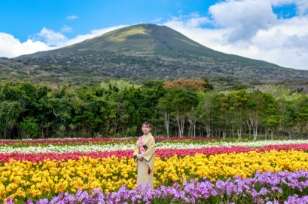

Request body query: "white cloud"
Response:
[209, 0, 277, 41]
[164, 0, 308, 70]
[0, 25, 123, 58]
[297, 0, 308, 15]
[270, 0, 294, 5]
[66, 15, 79, 20]
[63, 25, 125, 46]
[187, 16, 210, 27]
[0, 33, 50, 58]
[61, 25, 72, 33]
[36, 27, 67, 46]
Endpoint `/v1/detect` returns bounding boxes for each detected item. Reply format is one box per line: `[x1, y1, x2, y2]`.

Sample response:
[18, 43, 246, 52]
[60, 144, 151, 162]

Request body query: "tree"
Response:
[0, 101, 22, 138]
[159, 89, 198, 137]
[20, 117, 40, 138]
[196, 91, 217, 137]
[228, 90, 249, 139]
[262, 94, 279, 139]
[295, 95, 308, 135]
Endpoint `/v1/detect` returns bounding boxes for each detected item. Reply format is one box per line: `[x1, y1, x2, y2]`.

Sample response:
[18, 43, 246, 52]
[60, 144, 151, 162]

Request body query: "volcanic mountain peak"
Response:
[61, 23, 206, 57]
[1, 23, 306, 86]
[105, 25, 149, 42]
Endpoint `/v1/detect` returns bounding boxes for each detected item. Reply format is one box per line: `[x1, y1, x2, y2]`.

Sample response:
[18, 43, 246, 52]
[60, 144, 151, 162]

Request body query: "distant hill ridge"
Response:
[0, 23, 307, 86]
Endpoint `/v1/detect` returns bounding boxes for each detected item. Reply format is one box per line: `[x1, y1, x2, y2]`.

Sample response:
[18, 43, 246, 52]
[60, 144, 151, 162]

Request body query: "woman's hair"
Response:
[142, 121, 153, 129]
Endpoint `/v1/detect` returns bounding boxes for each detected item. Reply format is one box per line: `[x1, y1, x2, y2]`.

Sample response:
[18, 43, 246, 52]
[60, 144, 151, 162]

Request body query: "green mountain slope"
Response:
[0, 24, 307, 85]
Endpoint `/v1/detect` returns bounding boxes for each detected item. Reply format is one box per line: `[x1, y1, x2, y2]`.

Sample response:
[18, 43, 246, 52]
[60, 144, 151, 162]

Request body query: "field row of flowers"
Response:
[0, 137, 306, 147]
[0, 136, 215, 146]
[0, 143, 307, 162]
[0, 139, 307, 153]
[13, 171, 308, 204]
[1, 150, 308, 202]
[0, 138, 307, 203]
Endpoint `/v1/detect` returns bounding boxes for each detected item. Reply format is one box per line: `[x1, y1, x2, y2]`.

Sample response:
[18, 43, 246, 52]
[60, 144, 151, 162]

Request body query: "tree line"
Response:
[0, 80, 307, 139]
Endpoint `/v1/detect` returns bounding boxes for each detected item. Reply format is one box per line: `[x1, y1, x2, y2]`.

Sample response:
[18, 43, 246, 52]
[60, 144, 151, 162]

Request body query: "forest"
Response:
[0, 79, 307, 139]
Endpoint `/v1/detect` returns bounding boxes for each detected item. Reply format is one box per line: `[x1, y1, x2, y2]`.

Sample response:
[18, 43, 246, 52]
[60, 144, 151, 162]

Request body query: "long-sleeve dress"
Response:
[133, 132, 155, 189]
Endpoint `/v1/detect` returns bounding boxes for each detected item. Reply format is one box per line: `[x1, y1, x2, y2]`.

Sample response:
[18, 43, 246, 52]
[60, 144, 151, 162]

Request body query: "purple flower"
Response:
[17, 171, 307, 204]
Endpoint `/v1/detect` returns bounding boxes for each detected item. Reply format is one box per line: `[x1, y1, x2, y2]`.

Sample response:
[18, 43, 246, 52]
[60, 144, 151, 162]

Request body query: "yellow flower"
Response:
[0, 150, 307, 201]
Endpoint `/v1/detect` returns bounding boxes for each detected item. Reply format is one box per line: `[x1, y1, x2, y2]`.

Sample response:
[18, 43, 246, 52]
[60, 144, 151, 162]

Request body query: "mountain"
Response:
[1, 24, 308, 86]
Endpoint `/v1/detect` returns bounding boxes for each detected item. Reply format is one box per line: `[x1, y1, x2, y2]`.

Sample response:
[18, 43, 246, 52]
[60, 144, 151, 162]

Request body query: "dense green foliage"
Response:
[0, 79, 307, 139]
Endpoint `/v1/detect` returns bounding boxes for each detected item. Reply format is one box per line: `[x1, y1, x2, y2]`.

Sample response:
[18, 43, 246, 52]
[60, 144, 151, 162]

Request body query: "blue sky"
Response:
[0, 0, 217, 41]
[0, 0, 307, 70]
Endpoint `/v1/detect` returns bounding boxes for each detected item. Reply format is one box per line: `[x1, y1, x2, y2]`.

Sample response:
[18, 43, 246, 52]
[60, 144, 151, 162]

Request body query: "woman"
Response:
[133, 121, 156, 189]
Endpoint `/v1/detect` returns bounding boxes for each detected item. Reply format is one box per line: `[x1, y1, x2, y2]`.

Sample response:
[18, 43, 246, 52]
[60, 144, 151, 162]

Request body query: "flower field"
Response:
[0, 138, 308, 203]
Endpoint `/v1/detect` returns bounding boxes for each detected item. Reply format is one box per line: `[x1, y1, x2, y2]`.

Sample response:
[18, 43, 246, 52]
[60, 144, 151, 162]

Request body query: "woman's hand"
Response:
[137, 153, 144, 161]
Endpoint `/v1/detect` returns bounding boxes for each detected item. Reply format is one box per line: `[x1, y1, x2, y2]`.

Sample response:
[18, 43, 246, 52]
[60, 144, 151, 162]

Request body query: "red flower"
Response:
[0, 144, 307, 163]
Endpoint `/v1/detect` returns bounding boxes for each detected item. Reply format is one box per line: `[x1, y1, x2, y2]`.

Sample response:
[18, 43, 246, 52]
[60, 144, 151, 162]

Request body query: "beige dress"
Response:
[133, 132, 155, 189]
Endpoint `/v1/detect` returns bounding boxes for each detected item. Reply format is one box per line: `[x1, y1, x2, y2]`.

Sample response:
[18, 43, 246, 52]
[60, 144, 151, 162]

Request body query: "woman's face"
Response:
[142, 124, 151, 135]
